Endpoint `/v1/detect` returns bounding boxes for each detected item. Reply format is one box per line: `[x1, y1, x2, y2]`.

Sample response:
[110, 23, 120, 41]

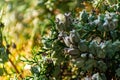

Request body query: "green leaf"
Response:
[100, 73, 107, 80]
[97, 61, 107, 72]
[0, 68, 3, 76]
[89, 40, 98, 55]
[79, 10, 89, 23]
[112, 40, 120, 51]
[52, 65, 61, 79]
[116, 68, 120, 77]
[110, 31, 117, 40]
[107, 0, 117, 4]
[31, 66, 40, 75]
[104, 40, 115, 58]
[84, 59, 96, 71]
[75, 58, 85, 68]
[0, 48, 9, 63]
[96, 46, 105, 58]
[78, 39, 88, 52]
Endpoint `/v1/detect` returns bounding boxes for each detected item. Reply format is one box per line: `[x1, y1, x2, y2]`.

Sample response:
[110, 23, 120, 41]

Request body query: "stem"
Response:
[9, 58, 23, 79]
[0, 28, 3, 47]
[103, 31, 106, 39]
[3, 65, 8, 75]
[95, 0, 103, 10]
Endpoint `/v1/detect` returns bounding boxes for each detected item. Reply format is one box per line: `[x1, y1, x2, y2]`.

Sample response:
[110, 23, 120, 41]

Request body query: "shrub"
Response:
[27, 1, 120, 80]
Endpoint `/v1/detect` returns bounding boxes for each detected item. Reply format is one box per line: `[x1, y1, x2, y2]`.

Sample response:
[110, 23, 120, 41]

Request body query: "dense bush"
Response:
[0, 0, 120, 80]
[0, 0, 88, 79]
[26, 0, 120, 80]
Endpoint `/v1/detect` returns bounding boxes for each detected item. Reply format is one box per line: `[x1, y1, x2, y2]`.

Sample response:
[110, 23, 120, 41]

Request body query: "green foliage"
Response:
[0, 68, 4, 76]
[0, 0, 120, 79]
[31, 1, 120, 79]
[116, 68, 120, 77]
[0, 23, 8, 60]
[92, 0, 120, 12]
[0, 0, 90, 79]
